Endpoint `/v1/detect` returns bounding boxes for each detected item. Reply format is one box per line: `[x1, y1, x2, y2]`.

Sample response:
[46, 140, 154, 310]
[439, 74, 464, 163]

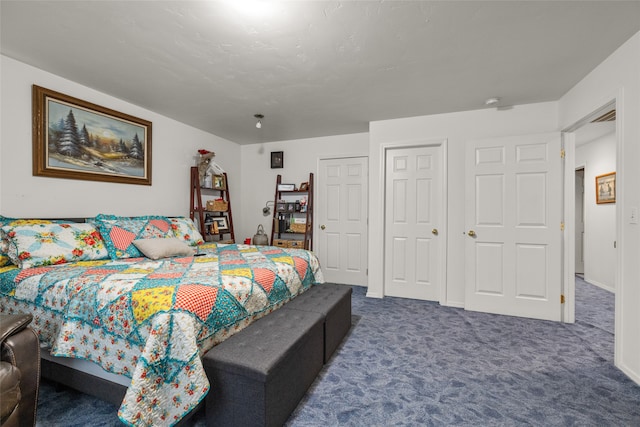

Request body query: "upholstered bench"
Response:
[281, 283, 352, 362]
[202, 308, 324, 427]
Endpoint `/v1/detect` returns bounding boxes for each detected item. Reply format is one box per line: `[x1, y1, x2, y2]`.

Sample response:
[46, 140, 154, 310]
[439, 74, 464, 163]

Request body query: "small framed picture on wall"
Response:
[596, 172, 616, 204]
[271, 151, 283, 169]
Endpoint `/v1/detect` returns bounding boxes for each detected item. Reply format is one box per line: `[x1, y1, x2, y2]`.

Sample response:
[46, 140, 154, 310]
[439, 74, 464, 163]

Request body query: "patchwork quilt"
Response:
[0, 242, 324, 426]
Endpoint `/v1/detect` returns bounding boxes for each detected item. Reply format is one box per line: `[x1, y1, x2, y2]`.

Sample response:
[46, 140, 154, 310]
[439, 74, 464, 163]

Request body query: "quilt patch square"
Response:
[174, 284, 218, 321]
[110, 227, 137, 251]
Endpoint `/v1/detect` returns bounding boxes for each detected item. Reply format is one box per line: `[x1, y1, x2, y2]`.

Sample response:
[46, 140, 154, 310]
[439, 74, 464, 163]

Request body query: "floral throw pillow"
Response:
[95, 214, 174, 259]
[170, 217, 204, 247]
[0, 217, 66, 267]
[0, 238, 10, 267]
[0, 215, 17, 267]
[2, 222, 108, 269]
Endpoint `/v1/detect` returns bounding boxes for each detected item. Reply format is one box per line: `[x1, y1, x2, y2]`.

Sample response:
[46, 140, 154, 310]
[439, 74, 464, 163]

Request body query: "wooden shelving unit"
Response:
[270, 173, 314, 250]
[189, 166, 235, 243]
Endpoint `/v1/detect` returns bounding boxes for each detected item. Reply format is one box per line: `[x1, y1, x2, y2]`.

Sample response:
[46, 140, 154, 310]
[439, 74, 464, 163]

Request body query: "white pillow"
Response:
[132, 238, 196, 260]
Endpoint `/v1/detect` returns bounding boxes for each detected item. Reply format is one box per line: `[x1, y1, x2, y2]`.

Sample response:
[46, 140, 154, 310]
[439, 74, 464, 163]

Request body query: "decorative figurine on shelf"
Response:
[197, 149, 226, 188]
[197, 149, 216, 187]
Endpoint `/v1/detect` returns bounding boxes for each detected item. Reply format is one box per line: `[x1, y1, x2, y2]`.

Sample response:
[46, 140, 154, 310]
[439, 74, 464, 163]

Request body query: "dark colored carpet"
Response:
[35, 277, 640, 426]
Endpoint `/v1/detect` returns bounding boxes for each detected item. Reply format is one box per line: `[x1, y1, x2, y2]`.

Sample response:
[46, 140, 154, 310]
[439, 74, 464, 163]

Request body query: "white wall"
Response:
[0, 55, 241, 219]
[368, 102, 559, 305]
[575, 124, 616, 291]
[0, 54, 369, 253]
[559, 31, 640, 383]
[238, 133, 368, 243]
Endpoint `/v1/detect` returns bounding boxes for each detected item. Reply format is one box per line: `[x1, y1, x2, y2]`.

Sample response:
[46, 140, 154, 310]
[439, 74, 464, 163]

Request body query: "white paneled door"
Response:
[316, 157, 368, 286]
[384, 145, 443, 301]
[465, 133, 562, 321]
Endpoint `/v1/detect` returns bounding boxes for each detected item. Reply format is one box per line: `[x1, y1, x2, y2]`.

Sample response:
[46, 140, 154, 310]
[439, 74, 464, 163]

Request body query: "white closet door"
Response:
[384, 145, 442, 301]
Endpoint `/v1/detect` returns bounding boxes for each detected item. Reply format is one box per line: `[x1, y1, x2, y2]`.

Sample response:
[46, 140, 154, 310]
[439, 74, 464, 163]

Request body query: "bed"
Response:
[0, 215, 324, 426]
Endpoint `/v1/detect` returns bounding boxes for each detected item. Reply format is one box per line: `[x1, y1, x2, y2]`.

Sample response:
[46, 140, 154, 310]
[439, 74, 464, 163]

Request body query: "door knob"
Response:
[320, 225, 326, 230]
[468, 230, 476, 237]
[432, 228, 438, 235]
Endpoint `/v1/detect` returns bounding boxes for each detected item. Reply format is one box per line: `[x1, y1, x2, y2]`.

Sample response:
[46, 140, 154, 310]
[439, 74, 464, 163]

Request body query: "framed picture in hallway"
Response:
[595, 172, 616, 204]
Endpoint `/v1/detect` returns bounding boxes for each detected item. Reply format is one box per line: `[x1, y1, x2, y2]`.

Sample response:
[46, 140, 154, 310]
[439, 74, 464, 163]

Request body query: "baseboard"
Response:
[442, 301, 464, 308]
[583, 277, 615, 293]
[618, 361, 640, 387]
[366, 290, 383, 298]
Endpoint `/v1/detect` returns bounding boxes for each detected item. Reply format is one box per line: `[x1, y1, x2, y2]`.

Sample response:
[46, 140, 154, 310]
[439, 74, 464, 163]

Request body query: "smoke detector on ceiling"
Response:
[484, 97, 501, 107]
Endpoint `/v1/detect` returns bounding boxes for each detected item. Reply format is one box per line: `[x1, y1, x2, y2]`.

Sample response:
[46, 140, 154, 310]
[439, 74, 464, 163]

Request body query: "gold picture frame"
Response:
[596, 172, 616, 204]
[211, 216, 229, 232]
[32, 85, 152, 185]
[213, 174, 227, 190]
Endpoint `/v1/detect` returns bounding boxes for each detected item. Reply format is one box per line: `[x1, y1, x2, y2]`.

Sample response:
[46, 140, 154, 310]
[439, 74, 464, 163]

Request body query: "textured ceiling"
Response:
[2, 1, 639, 144]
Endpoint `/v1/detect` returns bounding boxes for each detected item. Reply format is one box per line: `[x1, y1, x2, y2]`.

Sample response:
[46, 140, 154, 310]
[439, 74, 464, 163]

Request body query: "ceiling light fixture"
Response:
[485, 97, 501, 107]
[229, 0, 276, 18]
[254, 113, 264, 129]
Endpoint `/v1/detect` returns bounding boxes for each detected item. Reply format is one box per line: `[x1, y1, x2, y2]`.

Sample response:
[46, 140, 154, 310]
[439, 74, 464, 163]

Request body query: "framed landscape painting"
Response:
[32, 85, 152, 185]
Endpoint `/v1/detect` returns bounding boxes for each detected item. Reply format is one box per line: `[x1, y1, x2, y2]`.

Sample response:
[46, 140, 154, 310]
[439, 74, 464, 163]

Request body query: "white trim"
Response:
[574, 161, 587, 284]
[563, 100, 616, 133]
[441, 140, 449, 305]
[317, 152, 368, 161]
[560, 89, 622, 369]
[442, 301, 464, 309]
[582, 277, 615, 293]
[613, 89, 623, 370]
[562, 131, 576, 324]
[619, 364, 640, 386]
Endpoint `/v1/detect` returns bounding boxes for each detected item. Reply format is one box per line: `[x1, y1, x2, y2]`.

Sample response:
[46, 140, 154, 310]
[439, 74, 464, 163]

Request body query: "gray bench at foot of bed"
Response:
[280, 282, 352, 363]
[202, 283, 352, 427]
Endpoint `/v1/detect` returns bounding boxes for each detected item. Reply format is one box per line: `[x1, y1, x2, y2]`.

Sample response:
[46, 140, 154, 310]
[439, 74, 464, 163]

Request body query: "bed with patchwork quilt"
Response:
[0, 215, 324, 426]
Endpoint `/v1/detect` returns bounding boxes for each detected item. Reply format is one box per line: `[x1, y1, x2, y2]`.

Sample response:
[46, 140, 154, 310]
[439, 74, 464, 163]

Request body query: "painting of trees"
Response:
[33, 84, 152, 185]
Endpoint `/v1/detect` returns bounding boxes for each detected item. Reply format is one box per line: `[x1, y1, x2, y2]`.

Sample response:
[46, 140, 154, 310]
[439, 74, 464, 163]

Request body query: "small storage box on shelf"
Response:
[206, 199, 228, 212]
[273, 239, 289, 248]
[289, 223, 307, 233]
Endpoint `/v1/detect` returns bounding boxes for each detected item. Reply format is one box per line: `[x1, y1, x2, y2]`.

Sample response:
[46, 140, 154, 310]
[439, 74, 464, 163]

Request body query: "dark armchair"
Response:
[0, 314, 40, 427]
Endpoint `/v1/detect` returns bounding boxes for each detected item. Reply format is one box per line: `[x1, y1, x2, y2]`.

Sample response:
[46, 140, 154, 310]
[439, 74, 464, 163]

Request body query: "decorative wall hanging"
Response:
[32, 85, 152, 185]
[271, 151, 283, 169]
[595, 172, 616, 204]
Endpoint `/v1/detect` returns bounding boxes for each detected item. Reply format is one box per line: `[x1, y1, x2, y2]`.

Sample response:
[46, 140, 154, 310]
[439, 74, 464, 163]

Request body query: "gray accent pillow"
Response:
[133, 238, 196, 260]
